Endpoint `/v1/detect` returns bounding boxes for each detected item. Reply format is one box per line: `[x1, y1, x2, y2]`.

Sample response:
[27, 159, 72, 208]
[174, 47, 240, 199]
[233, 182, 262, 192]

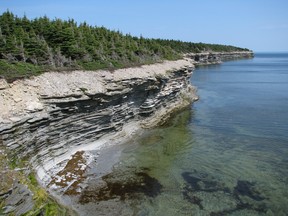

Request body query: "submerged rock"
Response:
[79, 168, 162, 203]
[181, 170, 268, 215]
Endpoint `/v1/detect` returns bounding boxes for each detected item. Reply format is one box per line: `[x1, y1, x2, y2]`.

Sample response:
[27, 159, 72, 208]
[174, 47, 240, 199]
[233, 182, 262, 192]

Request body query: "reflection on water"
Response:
[79, 53, 288, 215]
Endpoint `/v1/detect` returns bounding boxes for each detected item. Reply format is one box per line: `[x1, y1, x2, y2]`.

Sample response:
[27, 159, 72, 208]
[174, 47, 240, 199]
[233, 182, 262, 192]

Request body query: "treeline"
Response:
[0, 11, 249, 81]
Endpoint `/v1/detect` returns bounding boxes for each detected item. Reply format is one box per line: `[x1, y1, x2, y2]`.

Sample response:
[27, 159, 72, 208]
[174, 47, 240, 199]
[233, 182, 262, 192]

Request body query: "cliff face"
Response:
[0, 59, 196, 163]
[0, 52, 252, 215]
[186, 51, 253, 65]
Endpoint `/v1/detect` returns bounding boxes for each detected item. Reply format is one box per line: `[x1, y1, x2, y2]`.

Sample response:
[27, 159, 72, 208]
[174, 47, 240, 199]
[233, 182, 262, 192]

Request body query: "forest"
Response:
[0, 11, 249, 81]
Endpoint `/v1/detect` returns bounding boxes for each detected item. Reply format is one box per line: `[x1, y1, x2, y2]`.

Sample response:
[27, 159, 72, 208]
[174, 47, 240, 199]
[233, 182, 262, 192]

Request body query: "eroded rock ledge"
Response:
[0, 51, 253, 215]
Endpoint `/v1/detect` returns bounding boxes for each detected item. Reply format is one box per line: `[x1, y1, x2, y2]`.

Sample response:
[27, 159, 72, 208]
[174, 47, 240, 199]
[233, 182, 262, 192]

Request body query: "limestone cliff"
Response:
[0, 51, 252, 215]
[0, 59, 196, 161]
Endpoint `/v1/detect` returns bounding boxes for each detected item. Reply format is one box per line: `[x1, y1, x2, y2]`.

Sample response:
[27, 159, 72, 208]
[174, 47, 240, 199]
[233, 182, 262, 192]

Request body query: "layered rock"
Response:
[186, 51, 253, 65]
[0, 59, 197, 191]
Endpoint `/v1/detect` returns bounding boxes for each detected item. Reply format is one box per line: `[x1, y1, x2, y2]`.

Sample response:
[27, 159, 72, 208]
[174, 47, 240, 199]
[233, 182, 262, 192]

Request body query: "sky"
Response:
[1, 0, 288, 52]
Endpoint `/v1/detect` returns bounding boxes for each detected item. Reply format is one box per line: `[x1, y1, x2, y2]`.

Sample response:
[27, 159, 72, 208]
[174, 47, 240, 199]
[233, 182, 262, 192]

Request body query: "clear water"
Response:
[79, 53, 288, 216]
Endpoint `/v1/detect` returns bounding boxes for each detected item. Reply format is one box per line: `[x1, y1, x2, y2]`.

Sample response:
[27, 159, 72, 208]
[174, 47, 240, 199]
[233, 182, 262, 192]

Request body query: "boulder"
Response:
[0, 79, 9, 90]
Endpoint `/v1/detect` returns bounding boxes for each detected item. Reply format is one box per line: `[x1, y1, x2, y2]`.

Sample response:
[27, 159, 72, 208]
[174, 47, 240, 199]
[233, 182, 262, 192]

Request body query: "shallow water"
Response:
[79, 53, 288, 216]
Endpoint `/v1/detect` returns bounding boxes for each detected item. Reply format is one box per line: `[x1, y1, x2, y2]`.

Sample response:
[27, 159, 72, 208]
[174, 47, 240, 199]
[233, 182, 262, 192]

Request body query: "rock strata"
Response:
[0, 59, 196, 165]
[186, 51, 253, 65]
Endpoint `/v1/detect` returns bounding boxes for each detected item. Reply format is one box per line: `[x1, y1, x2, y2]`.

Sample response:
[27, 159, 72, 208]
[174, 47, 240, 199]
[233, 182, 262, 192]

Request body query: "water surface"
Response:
[80, 53, 288, 216]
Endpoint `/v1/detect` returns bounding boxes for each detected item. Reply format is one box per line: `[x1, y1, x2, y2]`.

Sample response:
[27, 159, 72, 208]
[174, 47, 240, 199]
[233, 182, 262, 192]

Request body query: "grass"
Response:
[23, 172, 72, 216]
[0, 56, 177, 83]
[0, 150, 21, 216]
[0, 60, 44, 82]
[0, 150, 72, 216]
[79, 60, 110, 71]
[0, 59, 138, 82]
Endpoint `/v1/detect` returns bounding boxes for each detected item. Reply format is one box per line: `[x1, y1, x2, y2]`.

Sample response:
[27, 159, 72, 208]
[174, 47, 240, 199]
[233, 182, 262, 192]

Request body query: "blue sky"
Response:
[1, 0, 288, 52]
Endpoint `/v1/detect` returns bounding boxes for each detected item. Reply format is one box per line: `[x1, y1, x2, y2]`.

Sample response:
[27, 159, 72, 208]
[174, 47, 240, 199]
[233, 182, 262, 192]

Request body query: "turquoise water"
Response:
[80, 53, 288, 215]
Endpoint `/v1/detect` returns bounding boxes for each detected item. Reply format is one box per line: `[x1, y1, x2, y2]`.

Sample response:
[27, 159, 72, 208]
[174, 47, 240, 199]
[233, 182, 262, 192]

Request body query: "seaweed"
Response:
[79, 168, 162, 203]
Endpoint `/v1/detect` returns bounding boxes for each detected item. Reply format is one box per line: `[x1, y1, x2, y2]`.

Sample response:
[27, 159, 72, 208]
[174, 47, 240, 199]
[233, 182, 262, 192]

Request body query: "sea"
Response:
[77, 53, 288, 216]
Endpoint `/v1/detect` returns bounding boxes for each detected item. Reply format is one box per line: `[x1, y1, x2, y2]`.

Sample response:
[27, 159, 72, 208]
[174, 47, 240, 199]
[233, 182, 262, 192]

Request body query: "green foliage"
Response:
[0, 11, 250, 81]
[43, 201, 67, 216]
[0, 59, 43, 82]
[79, 60, 111, 70]
[24, 172, 71, 216]
[28, 173, 38, 187]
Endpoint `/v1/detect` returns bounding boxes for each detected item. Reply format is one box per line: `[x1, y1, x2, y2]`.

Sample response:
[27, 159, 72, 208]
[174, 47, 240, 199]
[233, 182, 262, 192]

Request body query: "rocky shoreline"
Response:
[0, 51, 253, 215]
